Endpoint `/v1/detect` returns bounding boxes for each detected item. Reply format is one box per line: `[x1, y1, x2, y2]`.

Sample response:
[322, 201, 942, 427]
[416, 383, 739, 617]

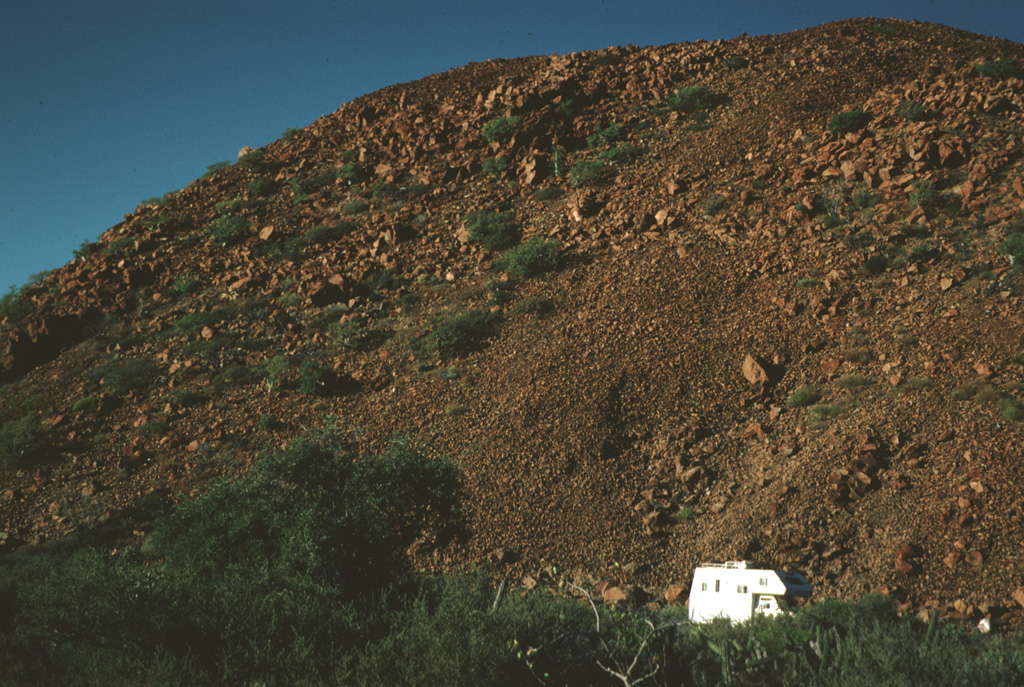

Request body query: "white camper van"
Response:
[688, 561, 812, 623]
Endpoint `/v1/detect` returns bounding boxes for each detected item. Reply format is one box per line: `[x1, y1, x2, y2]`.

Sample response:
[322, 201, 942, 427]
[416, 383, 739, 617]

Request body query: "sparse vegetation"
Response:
[787, 385, 821, 407]
[88, 358, 159, 395]
[499, 238, 561, 278]
[204, 215, 249, 247]
[482, 155, 510, 179]
[342, 198, 369, 215]
[419, 310, 502, 360]
[71, 396, 99, 414]
[534, 187, 563, 201]
[909, 179, 937, 208]
[516, 296, 554, 315]
[828, 109, 872, 135]
[836, 374, 873, 391]
[668, 85, 722, 112]
[999, 230, 1024, 266]
[481, 115, 522, 144]
[466, 211, 520, 251]
[974, 58, 1023, 80]
[724, 55, 749, 69]
[0, 397, 50, 469]
[587, 122, 624, 148]
[896, 100, 928, 122]
[568, 159, 606, 187]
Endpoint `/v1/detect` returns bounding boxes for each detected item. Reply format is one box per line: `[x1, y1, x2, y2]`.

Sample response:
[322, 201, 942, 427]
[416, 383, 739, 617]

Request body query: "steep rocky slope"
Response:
[3, 18, 1024, 625]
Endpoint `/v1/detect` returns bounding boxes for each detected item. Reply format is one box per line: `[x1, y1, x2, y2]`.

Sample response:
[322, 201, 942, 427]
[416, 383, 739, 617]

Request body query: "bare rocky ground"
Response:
[3, 18, 1024, 628]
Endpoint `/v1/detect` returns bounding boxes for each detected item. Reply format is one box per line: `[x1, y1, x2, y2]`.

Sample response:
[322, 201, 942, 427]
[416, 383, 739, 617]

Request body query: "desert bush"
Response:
[246, 177, 276, 197]
[999, 231, 1024, 265]
[499, 238, 561, 278]
[534, 187, 563, 201]
[169, 309, 227, 337]
[280, 126, 301, 143]
[836, 374, 873, 391]
[0, 409, 50, 469]
[339, 161, 364, 183]
[103, 236, 136, 256]
[88, 358, 159, 395]
[828, 110, 872, 135]
[342, 198, 369, 215]
[466, 211, 520, 251]
[596, 145, 645, 164]
[974, 58, 1023, 79]
[516, 296, 554, 316]
[724, 55, 749, 69]
[482, 156, 510, 179]
[330, 321, 390, 352]
[420, 310, 502, 360]
[72, 396, 99, 414]
[668, 85, 722, 112]
[0, 286, 33, 325]
[909, 180, 937, 208]
[896, 100, 928, 122]
[787, 385, 820, 407]
[204, 215, 248, 247]
[170, 274, 198, 297]
[303, 222, 354, 246]
[237, 148, 266, 171]
[202, 160, 232, 178]
[587, 122, 623, 148]
[861, 254, 888, 275]
[481, 116, 521, 144]
[297, 360, 340, 396]
[841, 348, 873, 364]
[568, 160, 606, 187]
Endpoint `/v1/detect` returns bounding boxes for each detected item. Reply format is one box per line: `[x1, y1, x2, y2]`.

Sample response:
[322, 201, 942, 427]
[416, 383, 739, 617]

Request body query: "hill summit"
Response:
[3, 17, 1024, 623]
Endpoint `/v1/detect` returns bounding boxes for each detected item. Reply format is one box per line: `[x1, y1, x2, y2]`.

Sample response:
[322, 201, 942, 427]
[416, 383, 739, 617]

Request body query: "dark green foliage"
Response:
[596, 145, 645, 164]
[246, 177, 276, 197]
[861, 254, 888, 275]
[297, 360, 340, 396]
[202, 161, 232, 178]
[587, 122, 623, 148]
[896, 100, 928, 122]
[852, 183, 878, 209]
[0, 286, 32, 325]
[103, 236, 136, 256]
[170, 274, 198, 297]
[88, 358, 159, 395]
[237, 148, 266, 171]
[669, 85, 723, 112]
[204, 215, 249, 247]
[72, 239, 98, 259]
[169, 309, 227, 337]
[828, 110, 872, 135]
[787, 385, 820, 407]
[420, 310, 503, 360]
[482, 156, 510, 179]
[724, 55, 749, 69]
[303, 222, 354, 246]
[974, 58, 1023, 80]
[499, 238, 561, 278]
[466, 211, 520, 251]
[0, 402, 50, 469]
[568, 160, 606, 187]
[342, 198, 369, 215]
[515, 296, 554, 315]
[999, 231, 1024, 265]
[909, 180, 937, 208]
[534, 187, 563, 201]
[836, 374, 873, 391]
[330, 321, 390, 352]
[480, 116, 522, 144]
[338, 161, 364, 182]
[71, 396, 99, 413]
[280, 126, 301, 143]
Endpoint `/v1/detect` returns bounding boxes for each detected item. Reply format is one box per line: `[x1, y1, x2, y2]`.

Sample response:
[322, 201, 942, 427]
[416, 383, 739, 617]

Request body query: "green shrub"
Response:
[974, 58, 1023, 80]
[72, 396, 99, 414]
[896, 100, 928, 122]
[303, 222, 354, 246]
[787, 385, 820, 407]
[842, 348, 873, 364]
[204, 215, 249, 247]
[836, 374, 873, 391]
[861, 254, 888, 275]
[796, 277, 818, 288]
[0, 410, 50, 469]
[280, 126, 301, 143]
[997, 397, 1024, 421]
[466, 211, 519, 251]
[724, 55, 749, 69]
[568, 159, 606, 187]
[329, 321, 390, 352]
[587, 122, 623, 148]
[338, 161, 364, 183]
[202, 160, 232, 178]
[482, 156, 509, 179]
[342, 198, 369, 215]
[897, 376, 932, 393]
[499, 238, 561, 278]
[237, 148, 266, 171]
[999, 231, 1024, 265]
[246, 177, 276, 197]
[668, 85, 722, 112]
[0, 286, 33, 325]
[72, 239, 99, 258]
[515, 296, 554, 316]
[909, 180, 937, 208]
[421, 310, 502, 360]
[481, 116, 522, 144]
[596, 145, 645, 164]
[297, 360, 339, 396]
[533, 187, 563, 201]
[170, 274, 198, 297]
[103, 236, 136, 256]
[88, 358, 159, 395]
[169, 309, 227, 337]
[828, 110, 872, 135]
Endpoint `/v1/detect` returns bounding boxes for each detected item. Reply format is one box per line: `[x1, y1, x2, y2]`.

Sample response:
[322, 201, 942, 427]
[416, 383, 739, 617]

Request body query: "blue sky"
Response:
[2, 0, 1022, 295]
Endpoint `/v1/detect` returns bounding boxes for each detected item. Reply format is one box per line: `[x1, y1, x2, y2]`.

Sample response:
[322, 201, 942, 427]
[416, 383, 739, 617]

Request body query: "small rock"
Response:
[603, 585, 632, 605]
[1012, 586, 1024, 609]
[665, 584, 687, 604]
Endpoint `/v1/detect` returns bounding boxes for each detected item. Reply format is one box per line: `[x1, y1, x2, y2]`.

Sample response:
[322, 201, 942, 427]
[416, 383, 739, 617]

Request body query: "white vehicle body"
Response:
[688, 561, 812, 623]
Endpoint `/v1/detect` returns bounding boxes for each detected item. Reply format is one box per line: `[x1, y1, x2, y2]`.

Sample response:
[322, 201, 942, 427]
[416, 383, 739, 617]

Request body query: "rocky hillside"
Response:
[3, 18, 1024, 626]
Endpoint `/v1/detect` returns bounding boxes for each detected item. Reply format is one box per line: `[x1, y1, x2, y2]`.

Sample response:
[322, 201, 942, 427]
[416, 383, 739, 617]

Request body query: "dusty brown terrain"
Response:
[3, 18, 1024, 626]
